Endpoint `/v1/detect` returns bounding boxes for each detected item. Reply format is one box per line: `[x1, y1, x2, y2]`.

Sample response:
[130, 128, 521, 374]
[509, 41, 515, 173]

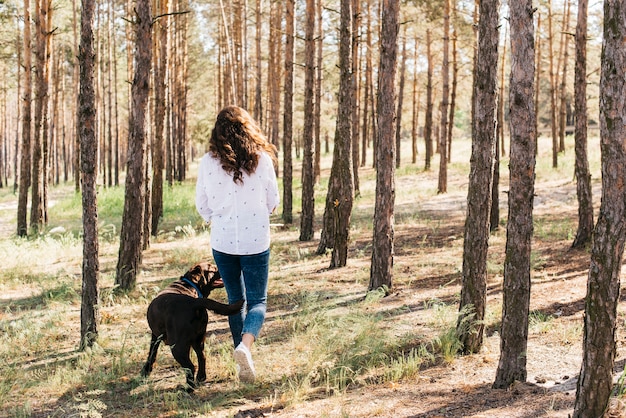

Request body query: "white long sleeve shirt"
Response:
[195, 151, 279, 255]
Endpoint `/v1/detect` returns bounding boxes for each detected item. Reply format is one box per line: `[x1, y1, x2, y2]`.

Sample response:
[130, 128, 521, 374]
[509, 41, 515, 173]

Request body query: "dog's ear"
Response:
[184, 263, 205, 284]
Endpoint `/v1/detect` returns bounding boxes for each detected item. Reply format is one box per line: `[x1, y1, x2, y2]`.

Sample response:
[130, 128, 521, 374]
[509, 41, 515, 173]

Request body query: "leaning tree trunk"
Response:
[17, 0, 33, 237]
[369, 0, 399, 293]
[571, 0, 593, 249]
[115, 0, 151, 290]
[78, 0, 99, 350]
[299, 0, 316, 242]
[493, 0, 536, 389]
[317, 0, 353, 267]
[282, 0, 294, 224]
[457, 0, 500, 355]
[573, 2, 626, 416]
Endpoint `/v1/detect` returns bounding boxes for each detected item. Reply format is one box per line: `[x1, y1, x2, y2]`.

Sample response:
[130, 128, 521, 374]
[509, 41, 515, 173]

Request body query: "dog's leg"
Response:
[170, 343, 196, 391]
[193, 336, 207, 383]
[141, 334, 163, 377]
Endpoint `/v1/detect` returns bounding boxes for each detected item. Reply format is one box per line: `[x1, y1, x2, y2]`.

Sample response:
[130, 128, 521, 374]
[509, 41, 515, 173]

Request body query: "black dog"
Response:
[141, 262, 242, 390]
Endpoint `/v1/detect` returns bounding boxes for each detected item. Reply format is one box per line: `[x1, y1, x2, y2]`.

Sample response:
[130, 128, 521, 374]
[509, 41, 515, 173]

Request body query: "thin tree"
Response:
[547, 0, 558, 167]
[395, 29, 407, 169]
[493, 0, 537, 389]
[361, 0, 373, 168]
[457, 0, 500, 355]
[316, 0, 353, 267]
[78, 0, 99, 350]
[437, 0, 450, 193]
[557, 0, 571, 153]
[299, 0, 316, 242]
[571, 0, 592, 249]
[151, 0, 169, 236]
[411, 35, 420, 164]
[424, 28, 433, 171]
[447, 6, 458, 162]
[115, 0, 152, 290]
[283, 0, 294, 224]
[313, 0, 323, 184]
[573, 2, 626, 415]
[492, 25, 507, 232]
[369, 0, 399, 293]
[17, 0, 32, 237]
[253, 0, 262, 123]
[351, 0, 361, 195]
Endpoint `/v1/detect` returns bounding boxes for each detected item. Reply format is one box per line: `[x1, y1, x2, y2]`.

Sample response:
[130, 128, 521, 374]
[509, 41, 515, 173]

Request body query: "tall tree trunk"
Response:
[424, 29, 433, 171]
[494, 0, 536, 389]
[395, 30, 406, 169]
[313, 0, 323, 184]
[457, 0, 500, 355]
[30, 0, 51, 233]
[17, 0, 32, 237]
[253, 0, 262, 123]
[299, 0, 316, 242]
[78, 0, 99, 350]
[73, 0, 80, 192]
[534, 13, 541, 156]
[492, 25, 507, 231]
[411, 35, 419, 164]
[571, 0, 592, 249]
[282, 0, 294, 224]
[438, 0, 450, 194]
[574, 4, 626, 415]
[361, 0, 372, 167]
[447, 10, 458, 163]
[115, 0, 152, 290]
[558, 0, 571, 153]
[351, 0, 361, 195]
[548, 0, 558, 167]
[151, 0, 169, 236]
[317, 0, 353, 266]
[369, 0, 399, 293]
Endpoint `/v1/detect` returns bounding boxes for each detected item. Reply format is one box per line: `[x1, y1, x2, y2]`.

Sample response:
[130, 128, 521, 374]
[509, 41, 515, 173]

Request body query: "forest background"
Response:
[1, 0, 624, 417]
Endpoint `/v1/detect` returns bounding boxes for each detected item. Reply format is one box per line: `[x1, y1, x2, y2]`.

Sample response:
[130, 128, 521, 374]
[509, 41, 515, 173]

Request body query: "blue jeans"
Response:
[212, 248, 270, 347]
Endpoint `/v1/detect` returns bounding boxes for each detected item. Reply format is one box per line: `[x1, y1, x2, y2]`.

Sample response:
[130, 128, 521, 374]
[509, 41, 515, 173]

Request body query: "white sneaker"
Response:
[234, 343, 256, 383]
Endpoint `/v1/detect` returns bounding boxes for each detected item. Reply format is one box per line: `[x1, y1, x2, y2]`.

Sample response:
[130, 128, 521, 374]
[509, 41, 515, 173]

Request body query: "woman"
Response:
[195, 105, 279, 383]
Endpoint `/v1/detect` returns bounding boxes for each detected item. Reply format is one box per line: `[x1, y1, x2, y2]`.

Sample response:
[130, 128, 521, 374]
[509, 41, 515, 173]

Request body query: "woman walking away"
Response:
[195, 105, 280, 383]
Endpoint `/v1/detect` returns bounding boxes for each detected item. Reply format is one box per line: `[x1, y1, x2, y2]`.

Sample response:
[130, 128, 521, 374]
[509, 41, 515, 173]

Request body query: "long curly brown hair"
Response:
[209, 106, 277, 184]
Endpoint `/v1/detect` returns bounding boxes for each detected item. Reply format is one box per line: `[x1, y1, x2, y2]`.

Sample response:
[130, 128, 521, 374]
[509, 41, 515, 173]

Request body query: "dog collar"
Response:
[181, 277, 204, 298]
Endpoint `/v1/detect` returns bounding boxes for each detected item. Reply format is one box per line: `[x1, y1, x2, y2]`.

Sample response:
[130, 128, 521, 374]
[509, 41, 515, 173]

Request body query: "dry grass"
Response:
[2, 134, 625, 417]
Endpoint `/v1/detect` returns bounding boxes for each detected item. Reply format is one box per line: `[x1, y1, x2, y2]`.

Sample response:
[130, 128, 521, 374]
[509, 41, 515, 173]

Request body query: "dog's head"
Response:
[182, 262, 224, 297]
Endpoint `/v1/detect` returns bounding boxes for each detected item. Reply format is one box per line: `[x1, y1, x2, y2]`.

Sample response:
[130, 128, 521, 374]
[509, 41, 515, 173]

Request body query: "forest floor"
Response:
[2, 135, 626, 418]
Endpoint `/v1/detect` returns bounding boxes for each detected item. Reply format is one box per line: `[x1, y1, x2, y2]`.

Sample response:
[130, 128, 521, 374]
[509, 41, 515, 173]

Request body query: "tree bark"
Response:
[548, 1, 558, 167]
[411, 35, 419, 164]
[317, 0, 353, 267]
[395, 30, 406, 169]
[17, 0, 32, 237]
[558, 0, 571, 153]
[438, 0, 450, 194]
[494, 0, 536, 389]
[571, 0, 593, 249]
[351, 0, 361, 195]
[299, 0, 316, 242]
[313, 0, 323, 184]
[457, 0, 500, 355]
[282, 0, 294, 224]
[78, 0, 99, 350]
[424, 29, 433, 171]
[115, 0, 152, 290]
[151, 0, 169, 236]
[369, 0, 399, 293]
[573, 2, 626, 415]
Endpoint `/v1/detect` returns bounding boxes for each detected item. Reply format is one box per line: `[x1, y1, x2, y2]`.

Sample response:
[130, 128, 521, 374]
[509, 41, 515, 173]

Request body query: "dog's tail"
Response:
[197, 298, 244, 316]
